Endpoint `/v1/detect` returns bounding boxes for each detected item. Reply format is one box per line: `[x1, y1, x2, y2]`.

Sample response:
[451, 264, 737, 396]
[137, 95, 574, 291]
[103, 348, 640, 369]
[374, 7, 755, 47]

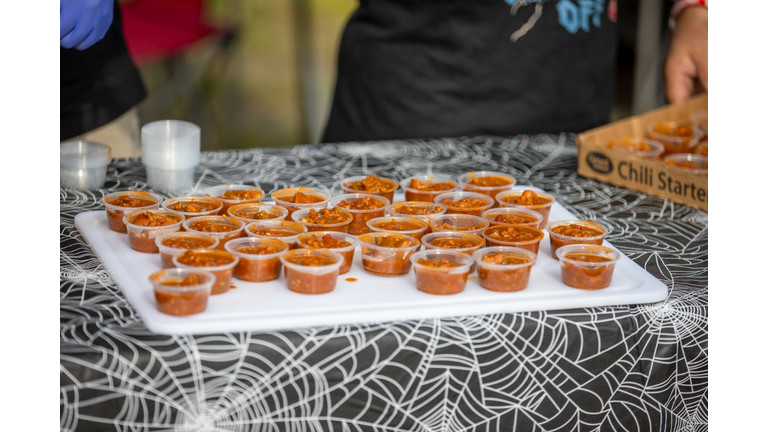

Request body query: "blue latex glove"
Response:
[60, 0, 114, 50]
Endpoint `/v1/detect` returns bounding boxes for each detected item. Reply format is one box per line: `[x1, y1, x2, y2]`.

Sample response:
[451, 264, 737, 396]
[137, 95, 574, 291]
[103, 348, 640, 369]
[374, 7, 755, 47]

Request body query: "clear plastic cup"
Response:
[358, 232, 421, 276]
[183, 215, 245, 250]
[495, 190, 556, 229]
[141, 120, 201, 192]
[149, 268, 216, 316]
[482, 224, 545, 255]
[481, 207, 543, 228]
[401, 174, 458, 203]
[271, 187, 330, 219]
[366, 216, 430, 242]
[427, 214, 489, 235]
[607, 137, 665, 160]
[161, 196, 223, 219]
[421, 231, 485, 272]
[203, 184, 265, 215]
[329, 193, 390, 235]
[224, 237, 289, 282]
[434, 191, 495, 217]
[103, 190, 164, 233]
[297, 231, 359, 275]
[123, 210, 184, 254]
[60, 141, 110, 190]
[340, 174, 399, 203]
[386, 201, 447, 229]
[457, 171, 516, 207]
[245, 220, 308, 249]
[227, 203, 288, 224]
[291, 207, 354, 233]
[279, 249, 344, 295]
[646, 121, 696, 156]
[556, 244, 620, 290]
[172, 248, 239, 295]
[663, 153, 708, 176]
[410, 250, 473, 296]
[546, 220, 609, 260]
[472, 246, 537, 292]
[155, 232, 219, 269]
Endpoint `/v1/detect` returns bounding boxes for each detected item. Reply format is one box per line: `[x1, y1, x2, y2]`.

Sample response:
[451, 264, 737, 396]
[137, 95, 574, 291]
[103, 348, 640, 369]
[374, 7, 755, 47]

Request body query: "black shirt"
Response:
[60, 1, 147, 140]
[323, 0, 618, 143]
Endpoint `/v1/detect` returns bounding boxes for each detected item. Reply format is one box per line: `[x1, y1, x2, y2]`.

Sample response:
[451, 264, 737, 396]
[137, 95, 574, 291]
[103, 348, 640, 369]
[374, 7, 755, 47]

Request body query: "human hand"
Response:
[664, 6, 708, 104]
[60, 0, 114, 50]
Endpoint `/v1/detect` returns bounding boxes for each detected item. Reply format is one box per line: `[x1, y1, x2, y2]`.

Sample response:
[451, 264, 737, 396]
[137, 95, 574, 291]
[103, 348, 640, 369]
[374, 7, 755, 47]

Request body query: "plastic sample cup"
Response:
[401, 174, 458, 203]
[386, 201, 447, 232]
[245, 220, 308, 249]
[103, 190, 164, 233]
[149, 268, 215, 316]
[358, 232, 421, 276]
[271, 187, 330, 219]
[547, 220, 609, 260]
[340, 174, 399, 203]
[410, 250, 473, 296]
[481, 207, 543, 228]
[161, 196, 223, 219]
[646, 121, 696, 156]
[141, 120, 200, 192]
[457, 171, 516, 207]
[227, 203, 288, 224]
[663, 153, 708, 176]
[224, 237, 289, 282]
[556, 244, 620, 290]
[279, 249, 344, 295]
[421, 231, 485, 272]
[123, 210, 184, 253]
[330, 193, 390, 235]
[607, 137, 665, 160]
[60, 140, 110, 190]
[434, 191, 495, 217]
[291, 207, 354, 233]
[173, 248, 239, 295]
[203, 184, 265, 215]
[495, 190, 556, 229]
[427, 214, 489, 235]
[298, 231, 359, 275]
[155, 232, 219, 269]
[472, 247, 537, 293]
[366, 217, 430, 242]
[482, 224, 545, 254]
[183, 216, 245, 250]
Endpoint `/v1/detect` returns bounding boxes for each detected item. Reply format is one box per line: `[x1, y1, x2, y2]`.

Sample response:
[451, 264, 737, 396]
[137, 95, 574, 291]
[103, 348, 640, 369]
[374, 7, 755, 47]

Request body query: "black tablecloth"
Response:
[60, 135, 708, 431]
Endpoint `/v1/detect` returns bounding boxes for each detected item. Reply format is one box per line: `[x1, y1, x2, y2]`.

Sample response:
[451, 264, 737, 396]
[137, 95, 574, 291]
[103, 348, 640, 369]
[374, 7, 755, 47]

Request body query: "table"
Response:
[60, 135, 708, 431]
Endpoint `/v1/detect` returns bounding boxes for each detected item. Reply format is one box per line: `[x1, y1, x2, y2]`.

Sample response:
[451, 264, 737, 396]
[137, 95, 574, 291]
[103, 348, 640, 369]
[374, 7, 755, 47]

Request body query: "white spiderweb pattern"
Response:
[60, 135, 707, 431]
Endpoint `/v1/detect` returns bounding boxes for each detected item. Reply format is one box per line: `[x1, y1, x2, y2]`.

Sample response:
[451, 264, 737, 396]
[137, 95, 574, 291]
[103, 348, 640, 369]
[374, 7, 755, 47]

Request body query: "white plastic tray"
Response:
[75, 191, 667, 335]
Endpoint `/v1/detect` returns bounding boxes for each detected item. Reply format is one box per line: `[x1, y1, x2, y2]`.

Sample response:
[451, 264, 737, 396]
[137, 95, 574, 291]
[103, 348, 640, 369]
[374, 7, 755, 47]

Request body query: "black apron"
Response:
[323, 0, 618, 143]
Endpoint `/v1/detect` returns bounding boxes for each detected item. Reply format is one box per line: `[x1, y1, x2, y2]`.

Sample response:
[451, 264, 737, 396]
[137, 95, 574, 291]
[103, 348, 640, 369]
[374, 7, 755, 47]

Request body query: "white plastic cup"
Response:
[141, 120, 201, 192]
[60, 141, 110, 190]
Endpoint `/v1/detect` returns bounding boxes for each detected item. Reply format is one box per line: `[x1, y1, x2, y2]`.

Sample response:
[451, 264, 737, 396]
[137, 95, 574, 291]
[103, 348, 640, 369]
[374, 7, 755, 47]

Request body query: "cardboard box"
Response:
[575, 94, 708, 211]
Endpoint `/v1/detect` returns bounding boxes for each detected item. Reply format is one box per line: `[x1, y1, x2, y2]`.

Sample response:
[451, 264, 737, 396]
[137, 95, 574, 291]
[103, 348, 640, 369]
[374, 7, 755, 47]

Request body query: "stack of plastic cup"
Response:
[141, 120, 200, 192]
[60, 141, 111, 190]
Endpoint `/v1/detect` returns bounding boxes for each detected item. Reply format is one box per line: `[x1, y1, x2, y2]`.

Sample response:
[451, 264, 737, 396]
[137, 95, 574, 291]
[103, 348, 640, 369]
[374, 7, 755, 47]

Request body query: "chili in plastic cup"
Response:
[203, 184, 265, 215]
[386, 201, 447, 233]
[103, 190, 163, 233]
[161, 196, 223, 219]
[401, 174, 457, 203]
[123, 210, 184, 254]
[227, 203, 288, 224]
[482, 224, 544, 255]
[291, 207, 354, 233]
[434, 191, 495, 217]
[556, 244, 620, 290]
[457, 171, 516, 207]
[155, 232, 219, 269]
[245, 220, 308, 249]
[410, 250, 473, 296]
[279, 249, 344, 295]
[329, 193, 390, 235]
[607, 137, 665, 160]
[224, 237, 289, 282]
[173, 248, 239, 295]
[358, 232, 421, 276]
[647, 121, 696, 156]
[421, 231, 485, 272]
[183, 215, 245, 250]
[546, 220, 609, 260]
[271, 187, 330, 219]
[481, 207, 543, 228]
[495, 190, 556, 229]
[427, 214, 489, 235]
[149, 268, 215, 316]
[298, 231, 359, 275]
[472, 246, 537, 293]
[340, 174, 399, 203]
[663, 153, 708, 176]
[366, 217, 430, 242]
